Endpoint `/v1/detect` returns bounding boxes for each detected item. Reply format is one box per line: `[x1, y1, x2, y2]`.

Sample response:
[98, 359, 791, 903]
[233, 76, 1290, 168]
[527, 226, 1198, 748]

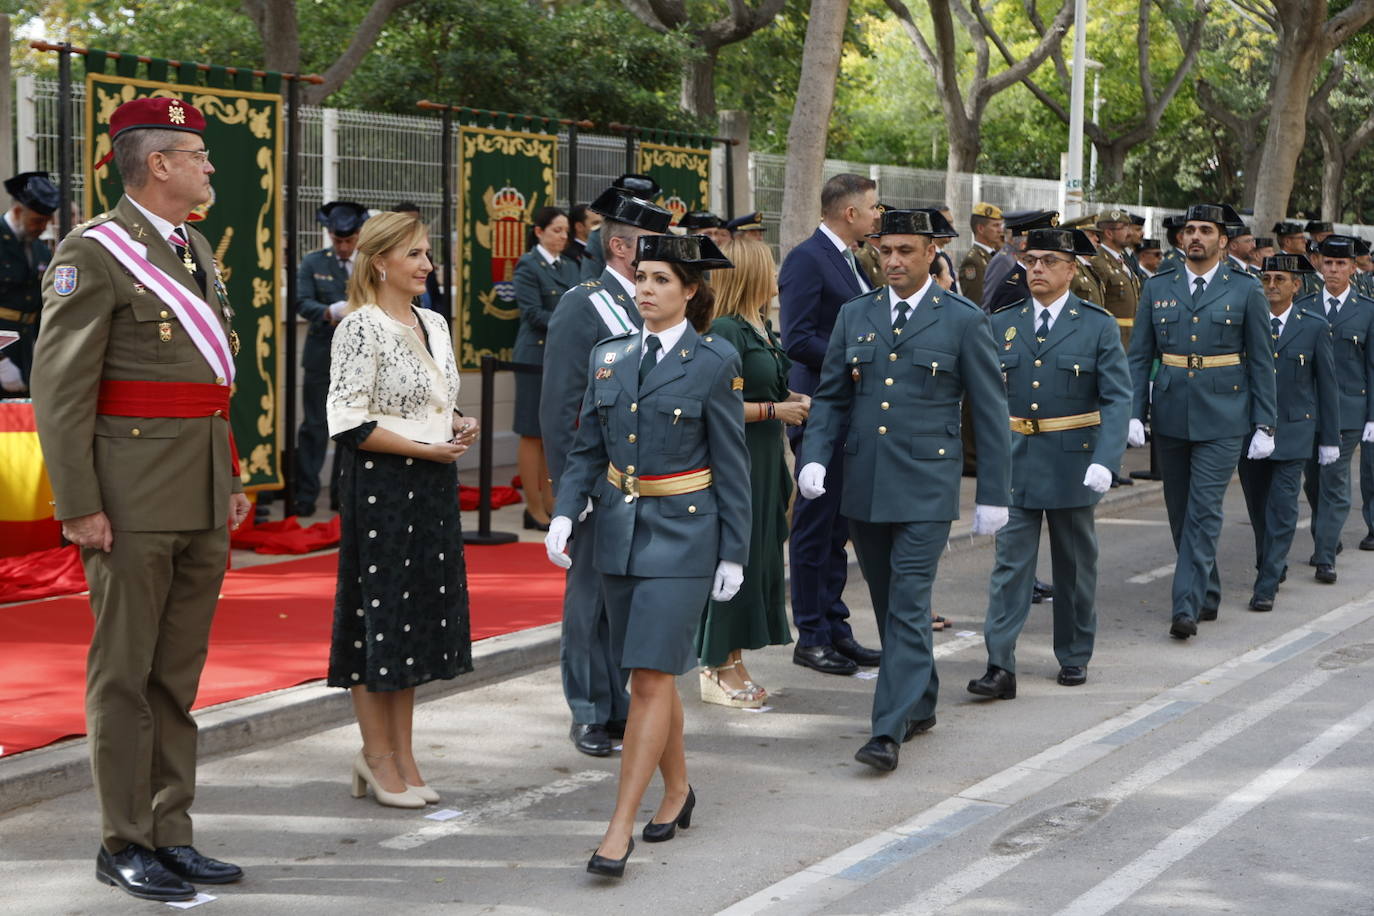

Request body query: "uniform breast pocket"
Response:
[127, 298, 188, 363]
[656, 395, 702, 456]
[1210, 310, 1242, 348]
[1338, 335, 1368, 393]
[911, 347, 959, 399]
[845, 345, 875, 394]
[1153, 309, 1180, 346]
[593, 386, 619, 429]
[1056, 354, 1096, 398]
[1286, 350, 1312, 382]
[998, 351, 1020, 390]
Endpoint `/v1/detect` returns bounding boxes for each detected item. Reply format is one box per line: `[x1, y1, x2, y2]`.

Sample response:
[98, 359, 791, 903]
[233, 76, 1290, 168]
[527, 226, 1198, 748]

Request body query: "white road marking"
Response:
[932, 632, 983, 659]
[1055, 695, 1374, 916]
[1126, 564, 1173, 585]
[1095, 518, 1170, 526]
[379, 770, 612, 850]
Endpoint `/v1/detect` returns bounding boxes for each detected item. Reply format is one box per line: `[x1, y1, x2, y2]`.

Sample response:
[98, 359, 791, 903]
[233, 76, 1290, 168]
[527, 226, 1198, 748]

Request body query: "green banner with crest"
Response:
[637, 142, 710, 227]
[84, 70, 284, 493]
[456, 125, 558, 370]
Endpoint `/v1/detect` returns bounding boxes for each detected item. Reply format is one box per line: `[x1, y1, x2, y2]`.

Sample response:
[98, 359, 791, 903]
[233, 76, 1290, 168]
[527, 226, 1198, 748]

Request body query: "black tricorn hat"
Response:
[587, 188, 672, 233]
[679, 211, 723, 231]
[1260, 254, 1316, 274]
[1183, 203, 1243, 231]
[1307, 239, 1320, 254]
[868, 208, 935, 238]
[4, 171, 59, 215]
[1130, 211, 1146, 226]
[1139, 238, 1162, 251]
[916, 207, 959, 239]
[1025, 228, 1097, 257]
[1253, 237, 1275, 249]
[612, 173, 661, 198]
[1162, 214, 1185, 229]
[1003, 209, 1059, 235]
[1318, 235, 1360, 259]
[635, 233, 733, 270]
[316, 201, 370, 236]
[1354, 237, 1372, 257]
[1272, 220, 1305, 237]
[1306, 220, 1334, 235]
[1229, 222, 1253, 238]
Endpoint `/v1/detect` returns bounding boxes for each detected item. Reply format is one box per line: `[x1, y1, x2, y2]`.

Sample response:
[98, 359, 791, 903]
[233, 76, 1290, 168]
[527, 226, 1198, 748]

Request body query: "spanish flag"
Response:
[0, 401, 62, 558]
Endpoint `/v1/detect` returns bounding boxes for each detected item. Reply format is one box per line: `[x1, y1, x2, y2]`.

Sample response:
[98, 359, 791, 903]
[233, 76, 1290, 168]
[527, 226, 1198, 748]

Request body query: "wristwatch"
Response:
[1256, 425, 1276, 437]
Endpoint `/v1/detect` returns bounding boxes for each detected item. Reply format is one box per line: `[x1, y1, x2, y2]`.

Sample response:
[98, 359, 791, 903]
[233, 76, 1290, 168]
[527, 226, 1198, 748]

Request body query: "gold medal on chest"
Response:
[159, 321, 173, 342]
[228, 329, 241, 356]
[1005, 327, 1016, 341]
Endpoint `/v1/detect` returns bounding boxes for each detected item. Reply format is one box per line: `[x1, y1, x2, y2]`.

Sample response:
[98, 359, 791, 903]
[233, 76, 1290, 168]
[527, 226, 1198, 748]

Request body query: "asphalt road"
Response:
[4, 476, 1374, 915]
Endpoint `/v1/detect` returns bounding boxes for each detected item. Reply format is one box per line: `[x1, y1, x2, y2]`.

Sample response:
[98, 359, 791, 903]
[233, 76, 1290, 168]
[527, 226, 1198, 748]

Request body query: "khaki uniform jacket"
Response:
[1092, 246, 1142, 349]
[31, 195, 242, 532]
[958, 243, 993, 307]
[1072, 259, 1106, 308]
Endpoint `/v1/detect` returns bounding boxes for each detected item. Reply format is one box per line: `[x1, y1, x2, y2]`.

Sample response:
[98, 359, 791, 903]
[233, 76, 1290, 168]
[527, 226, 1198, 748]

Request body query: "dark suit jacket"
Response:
[778, 227, 867, 397]
[296, 248, 350, 377]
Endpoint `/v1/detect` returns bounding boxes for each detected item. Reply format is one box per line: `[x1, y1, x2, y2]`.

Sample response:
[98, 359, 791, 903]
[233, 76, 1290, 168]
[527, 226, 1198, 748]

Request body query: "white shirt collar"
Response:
[1184, 261, 1220, 290]
[1271, 304, 1292, 334]
[1326, 285, 1351, 310]
[888, 276, 934, 322]
[125, 194, 185, 249]
[818, 222, 850, 254]
[1031, 290, 1072, 330]
[1101, 243, 1124, 260]
[607, 266, 637, 299]
[536, 244, 559, 266]
[973, 240, 995, 254]
[641, 317, 689, 361]
[3, 209, 23, 239]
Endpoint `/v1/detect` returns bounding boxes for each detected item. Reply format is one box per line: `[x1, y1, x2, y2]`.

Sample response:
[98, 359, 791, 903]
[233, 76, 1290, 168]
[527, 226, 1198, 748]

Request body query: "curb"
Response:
[0, 479, 1164, 815]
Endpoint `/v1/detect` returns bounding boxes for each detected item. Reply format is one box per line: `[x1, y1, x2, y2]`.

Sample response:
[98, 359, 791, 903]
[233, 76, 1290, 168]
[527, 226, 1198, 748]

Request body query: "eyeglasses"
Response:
[1023, 254, 1074, 268]
[159, 148, 211, 164]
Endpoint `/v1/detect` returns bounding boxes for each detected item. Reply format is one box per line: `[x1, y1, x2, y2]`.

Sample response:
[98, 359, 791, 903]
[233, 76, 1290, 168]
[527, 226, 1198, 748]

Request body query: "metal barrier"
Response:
[463, 354, 541, 546]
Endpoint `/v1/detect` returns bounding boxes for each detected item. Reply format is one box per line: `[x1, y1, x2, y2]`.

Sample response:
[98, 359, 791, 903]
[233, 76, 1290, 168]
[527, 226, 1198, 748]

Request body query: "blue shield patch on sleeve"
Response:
[53, 265, 79, 296]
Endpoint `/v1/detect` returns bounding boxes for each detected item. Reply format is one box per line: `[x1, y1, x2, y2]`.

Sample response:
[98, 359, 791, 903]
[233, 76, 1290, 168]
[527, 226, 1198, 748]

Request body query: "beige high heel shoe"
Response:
[406, 783, 440, 804]
[700, 663, 766, 708]
[351, 750, 424, 808]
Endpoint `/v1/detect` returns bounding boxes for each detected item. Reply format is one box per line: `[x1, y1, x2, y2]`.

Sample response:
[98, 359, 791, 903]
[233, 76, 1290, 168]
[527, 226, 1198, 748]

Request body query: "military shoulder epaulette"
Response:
[696, 332, 738, 360]
[942, 289, 982, 311]
[74, 212, 114, 235]
[1151, 262, 1179, 276]
[1299, 306, 1328, 323]
[991, 299, 1022, 314]
[1074, 298, 1111, 316]
[579, 279, 602, 289]
[592, 327, 637, 349]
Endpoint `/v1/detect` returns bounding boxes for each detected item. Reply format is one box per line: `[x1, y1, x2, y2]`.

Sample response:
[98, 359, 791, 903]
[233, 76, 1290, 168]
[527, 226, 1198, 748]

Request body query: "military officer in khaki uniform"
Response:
[959, 202, 1004, 307]
[1061, 214, 1106, 307]
[1092, 209, 1143, 350]
[30, 97, 248, 902]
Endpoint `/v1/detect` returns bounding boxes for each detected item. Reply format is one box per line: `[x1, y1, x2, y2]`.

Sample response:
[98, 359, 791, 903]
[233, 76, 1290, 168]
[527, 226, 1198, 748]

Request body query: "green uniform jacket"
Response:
[1299, 289, 1374, 431]
[991, 294, 1132, 508]
[1254, 305, 1339, 461]
[512, 249, 581, 369]
[800, 284, 1011, 521]
[553, 326, 751, 578]
[31, 196, 242, 531]
[1127, 261, 1277, 440]
[296, 247, 349, 377]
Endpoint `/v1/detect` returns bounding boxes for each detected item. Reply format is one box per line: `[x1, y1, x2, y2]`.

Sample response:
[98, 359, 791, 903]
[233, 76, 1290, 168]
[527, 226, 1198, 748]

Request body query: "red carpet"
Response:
[0, 542, 565, 758]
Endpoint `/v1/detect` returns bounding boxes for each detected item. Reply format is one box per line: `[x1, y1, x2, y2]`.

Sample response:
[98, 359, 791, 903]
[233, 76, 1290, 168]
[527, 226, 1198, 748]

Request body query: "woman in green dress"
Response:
[697, 237, 809, 707]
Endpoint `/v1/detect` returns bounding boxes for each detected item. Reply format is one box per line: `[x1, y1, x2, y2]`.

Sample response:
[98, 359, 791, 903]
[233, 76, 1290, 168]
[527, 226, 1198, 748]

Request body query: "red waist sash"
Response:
[97, 379, 240, 476]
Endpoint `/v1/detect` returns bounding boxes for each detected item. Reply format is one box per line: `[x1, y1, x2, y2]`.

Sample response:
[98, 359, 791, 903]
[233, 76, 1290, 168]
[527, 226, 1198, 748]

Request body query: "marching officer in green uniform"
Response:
[1160, 215, 1186, 270]
[796, 209, 1012, 771]
[581, 173, 660, 280]
[294, 200, 369, 516]
[1238, 254, 1339, 611]
[959, 201, 1004, 306]
[1092, 209, 1142, 350]
[985, 210, 1060, 313]
[0, 171, 59, 391]
[1274, 221, 1323, 300]
[1300, 235, 1374, 584]
[1353, 238, 1373, 297]
[1126, 203, 1277, 639]
[1137, 238, 1163, 278]
[1226, 221, 1259, 276]
[968, 228, 1130, 699]
[31, 96, 248, 902]
[540, 188, 670, 757]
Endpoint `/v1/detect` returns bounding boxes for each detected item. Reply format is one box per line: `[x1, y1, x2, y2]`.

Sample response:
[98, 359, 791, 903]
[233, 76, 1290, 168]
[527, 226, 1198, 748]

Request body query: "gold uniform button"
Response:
[1233, 385, 1239, 391]
[880, 401, 890, 410]
[627, 434, 637, 443]
[1191, 335, 1198, 342]
[937, 448, 946, 455]
[215, 376, 225, 385]
[625, 465, 635, 473]
[878, 426, 887, 435]
[131, 428, 141, 437]
[159, 309, 169, 319]
[1030, 403, 1039, 411]
[885, 377, 894, 386]
[1192, 316, 1199, 323]
[213, 409, 223, 417]
[1034, 359, 1042, 367]
[888, 353, 897, 362]
[1031, 380, 1040, 389]
[852, 356, 859, 363]
[630, 402, 637, 412]
[688, 505, 697, 514]
[1188, 370, 1195, 378]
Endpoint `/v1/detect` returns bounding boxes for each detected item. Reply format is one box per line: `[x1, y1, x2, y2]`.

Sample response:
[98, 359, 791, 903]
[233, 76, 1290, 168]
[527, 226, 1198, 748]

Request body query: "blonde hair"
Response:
[346, 211, 428, 312]
[710, 237, 776, 323]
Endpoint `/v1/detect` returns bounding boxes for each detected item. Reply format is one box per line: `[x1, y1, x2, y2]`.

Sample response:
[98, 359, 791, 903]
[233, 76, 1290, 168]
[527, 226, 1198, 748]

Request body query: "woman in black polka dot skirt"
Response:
[324, 212, 475, 808]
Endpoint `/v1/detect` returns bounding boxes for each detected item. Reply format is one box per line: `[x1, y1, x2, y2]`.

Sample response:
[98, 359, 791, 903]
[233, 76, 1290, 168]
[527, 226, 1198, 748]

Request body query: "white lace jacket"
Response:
[327, 304, 461, 444]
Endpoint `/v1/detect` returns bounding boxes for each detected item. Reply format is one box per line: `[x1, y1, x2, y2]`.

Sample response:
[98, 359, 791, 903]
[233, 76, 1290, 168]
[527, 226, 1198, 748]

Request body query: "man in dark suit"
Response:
[0, 171, 58, 391]
[778, 173, 883, 676]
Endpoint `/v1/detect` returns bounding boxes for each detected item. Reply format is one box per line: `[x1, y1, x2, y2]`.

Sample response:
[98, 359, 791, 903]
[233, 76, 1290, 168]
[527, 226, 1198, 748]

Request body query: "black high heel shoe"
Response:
[642, 786, 694, 842]
[523, 510, 551, 532]
[586, 837, 633, 878]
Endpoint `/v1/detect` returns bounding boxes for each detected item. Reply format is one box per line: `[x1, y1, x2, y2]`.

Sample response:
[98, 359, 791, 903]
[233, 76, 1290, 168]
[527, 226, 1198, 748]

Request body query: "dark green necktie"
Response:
[893, 301, 910, 333]
[1037, 308, 1051, 343]
[1271, 316, 1281, 339]
[1191, 276, 1205, 302]
[639, 334, 661, 384]
[1328, 297, 1339, 322]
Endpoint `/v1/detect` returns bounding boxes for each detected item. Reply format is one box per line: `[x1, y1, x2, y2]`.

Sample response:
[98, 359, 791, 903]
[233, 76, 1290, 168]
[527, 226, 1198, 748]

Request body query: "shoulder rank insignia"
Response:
[731, 376, 744, 391]
[53, 265, 78, 296]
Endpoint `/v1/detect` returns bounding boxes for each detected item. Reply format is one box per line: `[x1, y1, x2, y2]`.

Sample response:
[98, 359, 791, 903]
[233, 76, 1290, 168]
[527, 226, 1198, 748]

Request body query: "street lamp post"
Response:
[1064, 0, 1089, 219]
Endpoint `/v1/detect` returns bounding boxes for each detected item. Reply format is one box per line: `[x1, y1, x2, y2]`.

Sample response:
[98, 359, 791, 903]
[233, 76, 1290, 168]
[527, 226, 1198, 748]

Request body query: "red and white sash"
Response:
[85, 221, 236, 385]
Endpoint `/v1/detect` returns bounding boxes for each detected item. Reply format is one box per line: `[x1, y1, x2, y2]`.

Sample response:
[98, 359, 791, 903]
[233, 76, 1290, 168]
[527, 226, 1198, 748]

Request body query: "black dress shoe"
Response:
[854, 736, 900, 771]
[1279, 565, 1288, 584]
[1113, 473, 1134, 486]
[902, 715, 936, 741]
[1315, 563, 1338, 583]
[523, 510, 551, 532]
[793, 644, 858, 675]
[292, 502, 316, 518]
[606, 719, 627, 740]
[642, 786, 694, 842]
[967, 665, 1017, 699]
[1360, 532, 1374, 551]
[95, 845, 195, 902]
[833, 636, 882, 667]
[587, 837, 633, 878]
[1057, 665, 1087, 686]
[1199, 607, 1218, 621]
[1032, 580, 1054, 604]
[1169, 616, 1197, 639]
[154, 845, 243, 884]
[1249, 595, 1274, 612]
[570, 723, 612, 757]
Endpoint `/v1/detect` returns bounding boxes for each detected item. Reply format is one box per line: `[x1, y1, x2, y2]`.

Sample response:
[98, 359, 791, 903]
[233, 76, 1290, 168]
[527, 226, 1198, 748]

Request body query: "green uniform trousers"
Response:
[1303, 428, 1361, 566]
[849, 519, 949, 742]
[983, 506, 1097, 674]
[1157, 434, 1241, 622]
[1237, 456, 1305, 600]
[82, 526, 229, 853]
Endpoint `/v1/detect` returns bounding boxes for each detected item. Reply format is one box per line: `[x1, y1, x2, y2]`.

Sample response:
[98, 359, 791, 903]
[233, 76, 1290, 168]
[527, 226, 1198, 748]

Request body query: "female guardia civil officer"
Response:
[544, 234, 751, 879]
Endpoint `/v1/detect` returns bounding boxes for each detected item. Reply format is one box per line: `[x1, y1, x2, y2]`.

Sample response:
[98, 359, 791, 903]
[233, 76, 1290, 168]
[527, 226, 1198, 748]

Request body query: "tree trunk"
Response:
[242, 0, 301, 74]
[681, 46, 719, 120]
[942, 127, 979, 236]
[778, 0, 850, 259]
[1096, 142, 1128, 193]
[1250, 7, 1327, 232]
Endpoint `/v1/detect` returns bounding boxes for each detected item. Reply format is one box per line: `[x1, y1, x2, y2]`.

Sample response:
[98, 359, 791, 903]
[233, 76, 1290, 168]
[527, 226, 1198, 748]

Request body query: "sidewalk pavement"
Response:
[0, 450, 1164, 813]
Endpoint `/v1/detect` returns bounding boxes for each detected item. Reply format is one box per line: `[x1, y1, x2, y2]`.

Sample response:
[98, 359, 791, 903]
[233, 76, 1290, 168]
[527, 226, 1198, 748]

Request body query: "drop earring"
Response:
[380, 268, 387, 283]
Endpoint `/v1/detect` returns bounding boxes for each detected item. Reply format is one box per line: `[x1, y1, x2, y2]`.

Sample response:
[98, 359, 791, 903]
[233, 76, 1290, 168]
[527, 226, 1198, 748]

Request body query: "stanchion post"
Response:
[723, 140, 735, 221]
[463, 355, 518, 545]
[567, 120, 579, 210]
[283, 76, 301, 502]
[441, 107, 454, 318]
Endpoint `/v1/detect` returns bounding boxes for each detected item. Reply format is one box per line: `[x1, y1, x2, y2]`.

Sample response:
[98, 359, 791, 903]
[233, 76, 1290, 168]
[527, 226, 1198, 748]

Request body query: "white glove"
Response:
[328, 300, 348, 321]
[1317, 445, 1341, 466]
[544, 516, 573, 569]
[1247, 428, 1275, 460]
[0, 357, 23, 393]
[1127, 418, 1146, 448]
[1082, 463, 1113, 494]
[577, 498, 593, 523]
[797, 462, 827, 500]
[711, 560, 745, 602]
[972, 504, 1009, 536]
[1363, 421, 1374, 443]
